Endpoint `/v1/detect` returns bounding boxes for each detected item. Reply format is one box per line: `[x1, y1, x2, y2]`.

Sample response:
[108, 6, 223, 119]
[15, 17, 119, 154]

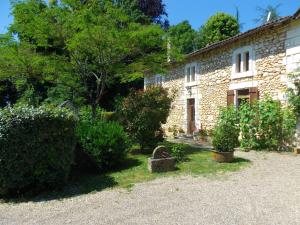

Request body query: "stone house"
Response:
[145, 8, 300, 135]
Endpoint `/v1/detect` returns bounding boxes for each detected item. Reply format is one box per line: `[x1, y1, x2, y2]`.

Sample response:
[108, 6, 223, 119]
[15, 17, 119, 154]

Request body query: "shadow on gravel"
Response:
[1, 157, 141, 204]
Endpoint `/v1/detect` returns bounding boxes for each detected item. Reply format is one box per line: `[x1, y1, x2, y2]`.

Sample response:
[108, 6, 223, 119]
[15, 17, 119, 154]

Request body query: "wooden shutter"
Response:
[227, 90, 235, 106]
[249, 87, 259, 104]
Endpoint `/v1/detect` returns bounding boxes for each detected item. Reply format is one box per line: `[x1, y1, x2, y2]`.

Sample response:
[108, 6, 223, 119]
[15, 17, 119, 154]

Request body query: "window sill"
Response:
[185, 81, 197, 87]
[231, 71, 254, 79]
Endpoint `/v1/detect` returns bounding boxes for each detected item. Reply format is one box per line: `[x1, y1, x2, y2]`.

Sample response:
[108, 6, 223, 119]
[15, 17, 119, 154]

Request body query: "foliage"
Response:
[288, 68, 300, 118]
[168, 21, 197, 54]
[1, 0, 169, 110]
[117, 87, 172, 150]
[255, 4, 281, 24]
[196, 13, 240, 49]
[212, 107, 239, 152]
[116, 0, 168, 27]
[0, 104, 76, 196]
[239, 98, 296, 151]
[159, 141, 186, 161]
[76, 107, 129, 170]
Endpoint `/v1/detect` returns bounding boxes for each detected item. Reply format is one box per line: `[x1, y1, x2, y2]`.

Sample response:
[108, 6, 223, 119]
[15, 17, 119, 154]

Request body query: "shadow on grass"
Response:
[231, 157, 251, 163]
[2, 157, 142, 204]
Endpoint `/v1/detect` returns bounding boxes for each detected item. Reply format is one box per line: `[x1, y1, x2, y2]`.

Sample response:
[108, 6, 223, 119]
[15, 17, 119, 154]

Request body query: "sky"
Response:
[0, 0, 299, 33]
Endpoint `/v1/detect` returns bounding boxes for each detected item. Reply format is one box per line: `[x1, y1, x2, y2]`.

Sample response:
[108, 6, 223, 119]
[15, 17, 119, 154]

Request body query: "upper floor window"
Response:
[232, 46, 254, 79]
[185, 63, 198, 84]
[155, 74, 164, 86]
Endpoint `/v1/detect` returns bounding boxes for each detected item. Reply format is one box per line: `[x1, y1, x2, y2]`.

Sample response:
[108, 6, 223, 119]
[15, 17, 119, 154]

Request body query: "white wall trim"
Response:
[229, 80, 258, 90]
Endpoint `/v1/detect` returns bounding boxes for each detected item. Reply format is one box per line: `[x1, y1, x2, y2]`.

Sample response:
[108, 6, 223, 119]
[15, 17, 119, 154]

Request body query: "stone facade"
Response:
[145, 15, 300, 135]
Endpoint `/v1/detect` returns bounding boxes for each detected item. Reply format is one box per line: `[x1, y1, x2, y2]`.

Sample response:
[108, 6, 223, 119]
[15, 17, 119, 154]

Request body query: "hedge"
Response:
[0, 105, 77, 196]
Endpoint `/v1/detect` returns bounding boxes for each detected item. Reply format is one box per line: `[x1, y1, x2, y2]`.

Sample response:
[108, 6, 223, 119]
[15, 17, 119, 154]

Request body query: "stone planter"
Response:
[211, 150, 234, 163]
[294, 147, 300, 155]
[148, 157, 176, 173]
[148, 146, 176, 173]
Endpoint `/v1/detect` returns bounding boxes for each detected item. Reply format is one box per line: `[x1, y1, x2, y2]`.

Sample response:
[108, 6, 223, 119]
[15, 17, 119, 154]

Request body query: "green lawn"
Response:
[61, 142, 250, 199]
[6, 142, 250, 202]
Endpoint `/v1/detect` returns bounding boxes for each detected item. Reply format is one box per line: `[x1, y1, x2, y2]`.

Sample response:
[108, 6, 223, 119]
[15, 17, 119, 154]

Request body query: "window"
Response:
[236, 53, 242, 73]
[185, 63, 198, 84]
[232, 46, 254, 79]
[244, 51, 250, 72]
[227, 87, 259, 108]
[187, 67, 191, 82]
[155, 74, 164, 86]
[191, 66, 196, 82]
[237, 89, 250, 107]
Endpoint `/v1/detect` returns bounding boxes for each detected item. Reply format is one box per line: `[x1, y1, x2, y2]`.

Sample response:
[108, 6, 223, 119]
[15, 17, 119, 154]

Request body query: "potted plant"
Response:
[212, 107, 239, 163]
[178, 128, 185, 137]
[199, 129, 208, 142]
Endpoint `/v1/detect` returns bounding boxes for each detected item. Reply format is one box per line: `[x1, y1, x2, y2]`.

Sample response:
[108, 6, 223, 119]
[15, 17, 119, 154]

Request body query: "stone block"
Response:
[148, 157, 176, 173]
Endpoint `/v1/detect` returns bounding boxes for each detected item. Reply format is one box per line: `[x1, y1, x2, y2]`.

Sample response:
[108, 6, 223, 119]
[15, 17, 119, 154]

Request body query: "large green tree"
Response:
[168, 21, 197, 54]
[196, 12, 240, 49]
[0, 0, 168, 109]
[115, 0, 168, 27]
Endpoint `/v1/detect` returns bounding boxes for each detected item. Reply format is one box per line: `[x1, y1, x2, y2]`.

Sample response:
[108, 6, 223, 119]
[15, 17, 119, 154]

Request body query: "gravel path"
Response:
[1, 151, 300, 225]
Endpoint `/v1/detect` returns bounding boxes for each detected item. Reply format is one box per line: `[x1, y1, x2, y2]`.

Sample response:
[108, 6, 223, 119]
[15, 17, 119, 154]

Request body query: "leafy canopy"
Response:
[197, 12, 240, 48]
[0, 0, 168, 109]
[168, 20, 197, 54]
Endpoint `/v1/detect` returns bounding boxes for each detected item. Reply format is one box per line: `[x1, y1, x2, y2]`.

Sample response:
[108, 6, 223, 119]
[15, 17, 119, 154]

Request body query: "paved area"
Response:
[0, 151, 300, 225]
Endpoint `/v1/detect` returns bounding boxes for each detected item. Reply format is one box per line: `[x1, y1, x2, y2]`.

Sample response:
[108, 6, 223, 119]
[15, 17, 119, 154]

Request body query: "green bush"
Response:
[76, 108, 129, 170]
[158, 141, 186, 162]
[0, 105, 76, 196]
[170, 144, 186, 162]
[117, 87, 172, 150]
[239, 98, 296, 151]
[212, 107, 239, 152]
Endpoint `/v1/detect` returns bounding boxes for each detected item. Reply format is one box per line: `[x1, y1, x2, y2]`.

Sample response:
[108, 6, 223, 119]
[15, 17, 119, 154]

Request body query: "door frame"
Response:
[187, 98, 196, 135]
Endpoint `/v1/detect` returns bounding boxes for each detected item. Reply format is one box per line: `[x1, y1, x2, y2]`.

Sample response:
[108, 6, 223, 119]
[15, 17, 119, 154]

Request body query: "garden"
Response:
[0, 0, 300, 201]
[0, 86, 251, 200]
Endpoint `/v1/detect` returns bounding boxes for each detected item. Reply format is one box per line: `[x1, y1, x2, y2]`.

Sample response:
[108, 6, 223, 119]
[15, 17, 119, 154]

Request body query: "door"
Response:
[187, 99, 196, 135]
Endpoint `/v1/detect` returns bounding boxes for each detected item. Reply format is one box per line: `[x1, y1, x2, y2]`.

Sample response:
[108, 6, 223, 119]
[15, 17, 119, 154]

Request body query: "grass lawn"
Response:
[6, 142, 250, 202]
[61, 142, 250, 198]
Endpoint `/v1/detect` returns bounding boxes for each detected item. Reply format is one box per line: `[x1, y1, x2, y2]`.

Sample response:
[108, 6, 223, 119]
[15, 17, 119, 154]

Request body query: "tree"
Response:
[255, 4, 281, 25]
[115, 0, 168, 27]
[196, 12, 240, 49]
[1, 0, 168, 110]
[288, 67, 300, 118]
[168, 21, 197, 54]
[64, 1, 167, 113]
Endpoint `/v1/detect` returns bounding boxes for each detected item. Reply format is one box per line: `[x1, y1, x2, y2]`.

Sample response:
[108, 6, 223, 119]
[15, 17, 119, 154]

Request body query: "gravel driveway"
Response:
[0, 151, 300, 225]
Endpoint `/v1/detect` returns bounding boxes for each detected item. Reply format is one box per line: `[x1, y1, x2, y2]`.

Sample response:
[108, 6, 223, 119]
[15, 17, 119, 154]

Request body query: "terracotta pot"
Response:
[211, 150, 234, 163]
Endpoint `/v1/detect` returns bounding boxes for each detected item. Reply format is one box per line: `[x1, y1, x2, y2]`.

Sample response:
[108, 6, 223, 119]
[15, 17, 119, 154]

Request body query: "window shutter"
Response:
[227, 90, 235, 106]
[249, 87, 259, 104]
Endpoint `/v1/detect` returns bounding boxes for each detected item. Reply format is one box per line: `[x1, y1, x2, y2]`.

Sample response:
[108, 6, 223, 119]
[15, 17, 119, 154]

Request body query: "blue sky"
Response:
[0, 0, 299, 33]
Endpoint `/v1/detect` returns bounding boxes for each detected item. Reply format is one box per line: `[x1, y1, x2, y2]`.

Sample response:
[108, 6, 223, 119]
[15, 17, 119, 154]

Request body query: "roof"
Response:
[187, 8, 300, 59]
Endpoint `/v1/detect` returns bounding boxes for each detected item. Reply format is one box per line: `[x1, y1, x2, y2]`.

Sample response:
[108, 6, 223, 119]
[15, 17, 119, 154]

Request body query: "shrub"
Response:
[78, 106, 115, 122]
[170, 144, 186, 162]
[158, 141, 186, 162]
[239, 98, 296, 151]
[117, 87, 172, 150]
[212, 107, 239, 152]
[76, 108, 129, 170]
[0, 105, 76, 196]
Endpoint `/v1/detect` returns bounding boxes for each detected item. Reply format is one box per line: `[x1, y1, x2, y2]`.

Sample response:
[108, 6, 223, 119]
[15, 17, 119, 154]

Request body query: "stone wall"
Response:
[146, 21, 298, 135]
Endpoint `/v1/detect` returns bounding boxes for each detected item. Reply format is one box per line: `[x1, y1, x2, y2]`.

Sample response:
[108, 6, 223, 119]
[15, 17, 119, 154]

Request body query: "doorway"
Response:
[187, 99, 196, 135]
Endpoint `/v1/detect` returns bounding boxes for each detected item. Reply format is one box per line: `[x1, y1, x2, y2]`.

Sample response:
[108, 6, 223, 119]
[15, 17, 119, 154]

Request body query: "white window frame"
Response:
[154, 74, 164, 86]
[231, 46, 255, 79]
[185, 62, 199, 87]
